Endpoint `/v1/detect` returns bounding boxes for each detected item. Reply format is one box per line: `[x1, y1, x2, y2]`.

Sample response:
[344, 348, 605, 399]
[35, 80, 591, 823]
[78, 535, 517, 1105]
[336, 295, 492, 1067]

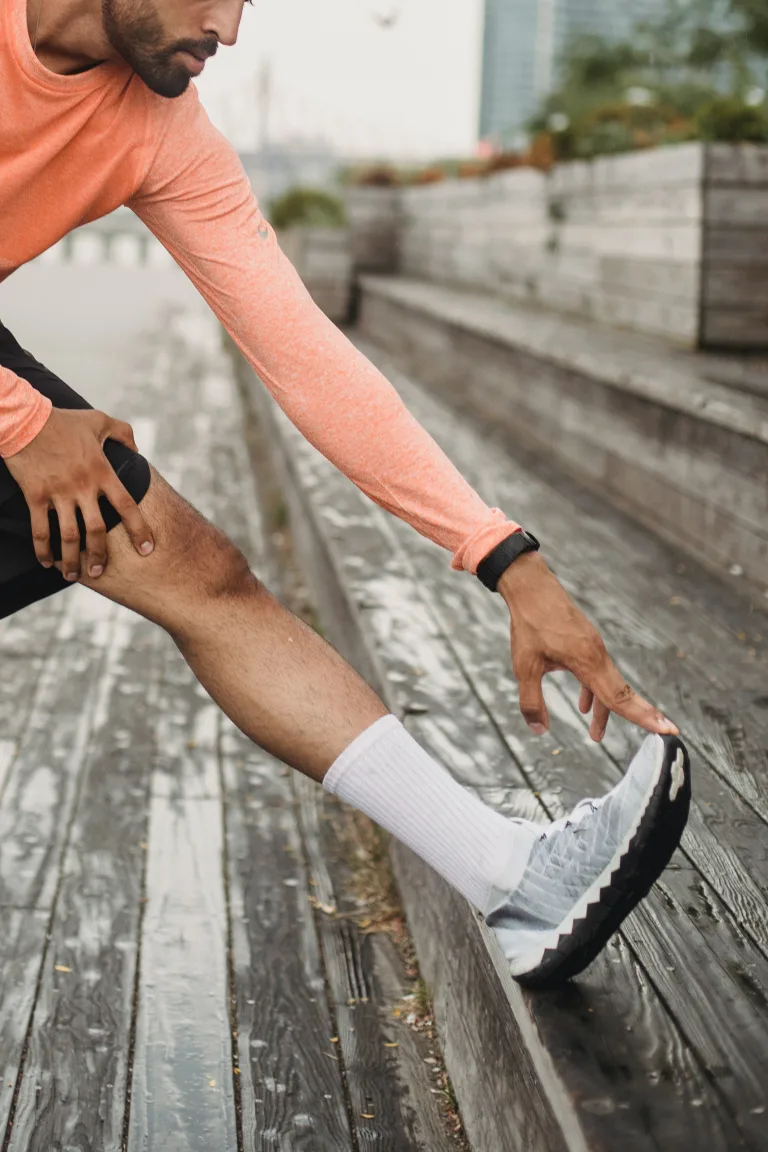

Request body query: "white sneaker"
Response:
[484, 734, 690, 989]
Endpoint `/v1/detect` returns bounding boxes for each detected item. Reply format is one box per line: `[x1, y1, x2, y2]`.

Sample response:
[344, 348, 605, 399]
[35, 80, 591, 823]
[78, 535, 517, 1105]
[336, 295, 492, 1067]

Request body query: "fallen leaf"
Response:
[209, 1080, 216, 1088]
[384, 1042, 399, 1048]
[361, 1112, 376, 1119]
[330, 1037, 339, 1043]
[54, 965, 71, 973]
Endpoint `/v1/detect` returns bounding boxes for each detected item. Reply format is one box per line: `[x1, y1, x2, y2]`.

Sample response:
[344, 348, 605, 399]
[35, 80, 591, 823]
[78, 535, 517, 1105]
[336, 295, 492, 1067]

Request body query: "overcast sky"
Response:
[195, 0, 485, 159]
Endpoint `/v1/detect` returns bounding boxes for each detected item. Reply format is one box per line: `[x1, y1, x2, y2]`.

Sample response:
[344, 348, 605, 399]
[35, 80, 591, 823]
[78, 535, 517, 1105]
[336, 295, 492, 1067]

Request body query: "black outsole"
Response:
[516, 735, 691, 991]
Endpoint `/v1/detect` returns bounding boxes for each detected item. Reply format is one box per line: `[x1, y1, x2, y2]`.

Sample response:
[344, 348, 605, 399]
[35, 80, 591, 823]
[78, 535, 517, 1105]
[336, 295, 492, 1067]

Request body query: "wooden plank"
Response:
[118, 319, 240, 1152]
[0, 592, 71, 744]
[0, 588, 119, 910]
[0, 911, 49, 1143]
[220, 723, 354, 1151]
[373, 342, 768, 880]
[126, 789, 237, 1152]
[0, 740, 16, 797]
[295, 772, 460, 1151]
[252, 385, 744, 1151]
[394, 541, 768, 1136]
[6, 612, 162, 1152]
[152, 640, 221, 801]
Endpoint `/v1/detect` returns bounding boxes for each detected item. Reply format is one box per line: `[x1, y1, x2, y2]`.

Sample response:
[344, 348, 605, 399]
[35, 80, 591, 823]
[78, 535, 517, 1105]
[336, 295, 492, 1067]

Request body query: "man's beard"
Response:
[101, 0, 217, 98]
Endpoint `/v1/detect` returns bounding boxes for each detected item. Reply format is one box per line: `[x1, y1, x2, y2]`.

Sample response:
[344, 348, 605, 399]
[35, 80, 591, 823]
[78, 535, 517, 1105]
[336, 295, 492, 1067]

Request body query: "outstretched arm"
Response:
[128, 87, 514, 574]
[128, 87, 678, 743]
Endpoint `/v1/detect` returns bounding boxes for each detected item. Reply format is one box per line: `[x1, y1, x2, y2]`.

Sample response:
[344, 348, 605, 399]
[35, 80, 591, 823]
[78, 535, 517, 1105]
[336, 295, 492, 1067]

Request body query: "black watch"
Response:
[476, 530, 540, 592]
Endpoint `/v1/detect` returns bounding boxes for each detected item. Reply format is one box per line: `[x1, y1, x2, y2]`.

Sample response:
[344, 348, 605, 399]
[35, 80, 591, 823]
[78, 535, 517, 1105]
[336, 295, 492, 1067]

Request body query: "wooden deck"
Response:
[0, 269, 464, 1151]
[236, 331, 768, 1152]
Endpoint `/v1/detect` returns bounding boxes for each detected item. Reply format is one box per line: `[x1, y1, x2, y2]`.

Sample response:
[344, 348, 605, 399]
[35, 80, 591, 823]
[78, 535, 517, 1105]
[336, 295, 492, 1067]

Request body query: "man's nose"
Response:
[203, 0, 244, 47]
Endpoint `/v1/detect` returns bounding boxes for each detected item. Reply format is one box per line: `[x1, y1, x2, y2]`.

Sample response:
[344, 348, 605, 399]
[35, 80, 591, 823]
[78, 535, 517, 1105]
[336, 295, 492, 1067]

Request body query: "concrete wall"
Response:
[343, 187, 401, 273]
[702, 145, 768, 348]
[397, 145, 704, 347]
[349, 144, 768, 350]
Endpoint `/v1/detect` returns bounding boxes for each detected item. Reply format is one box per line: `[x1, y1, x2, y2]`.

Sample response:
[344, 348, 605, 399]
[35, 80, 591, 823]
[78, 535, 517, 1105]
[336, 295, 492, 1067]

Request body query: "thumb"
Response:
[101, 415, 139, 454]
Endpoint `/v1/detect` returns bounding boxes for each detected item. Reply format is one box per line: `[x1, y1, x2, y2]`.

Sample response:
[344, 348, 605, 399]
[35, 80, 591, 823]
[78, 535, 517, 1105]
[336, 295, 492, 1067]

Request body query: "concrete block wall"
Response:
[347, 144, 768, 350]
[343, 187, 401, 273]
[703, 145, 768, 348]
[532, 144, 703, 345]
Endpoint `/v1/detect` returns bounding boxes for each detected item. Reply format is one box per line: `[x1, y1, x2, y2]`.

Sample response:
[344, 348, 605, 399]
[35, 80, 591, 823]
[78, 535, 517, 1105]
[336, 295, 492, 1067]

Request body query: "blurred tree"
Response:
[530, 0, 768, 158]
[268, 187, 347, 230]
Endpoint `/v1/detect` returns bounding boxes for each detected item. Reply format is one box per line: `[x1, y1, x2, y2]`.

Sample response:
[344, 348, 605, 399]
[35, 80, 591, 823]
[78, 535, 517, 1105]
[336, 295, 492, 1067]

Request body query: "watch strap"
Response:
[476, 530, 540, 592]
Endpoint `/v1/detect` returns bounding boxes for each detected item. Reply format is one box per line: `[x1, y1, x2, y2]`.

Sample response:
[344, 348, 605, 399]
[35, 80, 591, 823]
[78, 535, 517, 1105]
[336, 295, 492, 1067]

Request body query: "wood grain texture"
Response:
[295, 772, 460, 1151]
[6, 613, 161, 1152]
[358, 338, 768, 1130]
[0, 594, 71, 744]
[220, 723, 354, 1152]
[0, 588, 120, 910]
[0, 911, 49, 1143]
[0, 741, 16, 798]
[204, 325, 359, 1151]
[242, 367, 748, 1150]
[127, 790, 237, 1152]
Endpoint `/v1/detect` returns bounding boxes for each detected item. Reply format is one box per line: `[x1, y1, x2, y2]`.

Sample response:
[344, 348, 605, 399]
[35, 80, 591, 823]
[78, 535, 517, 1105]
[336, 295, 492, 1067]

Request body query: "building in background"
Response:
[479, 0, 666, 147]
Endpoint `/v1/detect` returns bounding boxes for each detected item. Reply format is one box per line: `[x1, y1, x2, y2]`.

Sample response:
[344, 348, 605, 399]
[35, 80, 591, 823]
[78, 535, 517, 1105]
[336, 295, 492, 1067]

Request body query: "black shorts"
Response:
[0, 320, 152, 620]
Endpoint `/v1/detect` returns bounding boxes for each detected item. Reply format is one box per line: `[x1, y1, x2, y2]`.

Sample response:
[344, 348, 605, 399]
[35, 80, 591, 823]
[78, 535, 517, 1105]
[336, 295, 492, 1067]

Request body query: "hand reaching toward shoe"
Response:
[497, 552, 678, 743]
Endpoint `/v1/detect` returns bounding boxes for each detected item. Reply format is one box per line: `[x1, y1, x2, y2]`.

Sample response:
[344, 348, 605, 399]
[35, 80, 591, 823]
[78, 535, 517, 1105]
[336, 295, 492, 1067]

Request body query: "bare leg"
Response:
[75, 466, 388, 781]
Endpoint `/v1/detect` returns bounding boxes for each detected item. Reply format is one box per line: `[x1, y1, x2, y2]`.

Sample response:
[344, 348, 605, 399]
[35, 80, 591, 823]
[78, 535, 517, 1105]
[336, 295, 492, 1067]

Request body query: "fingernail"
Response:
[66, 572, 78, 582]
[140, 541, 154, 555]
[530, 723, 547, 736]
[41, 561, 52, 569]
[90, 565, 103, 578]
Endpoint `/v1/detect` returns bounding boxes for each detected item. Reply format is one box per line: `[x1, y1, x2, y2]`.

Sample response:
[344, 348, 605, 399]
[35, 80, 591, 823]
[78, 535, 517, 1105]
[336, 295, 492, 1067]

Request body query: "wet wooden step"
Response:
[236, 333, 768, 1152]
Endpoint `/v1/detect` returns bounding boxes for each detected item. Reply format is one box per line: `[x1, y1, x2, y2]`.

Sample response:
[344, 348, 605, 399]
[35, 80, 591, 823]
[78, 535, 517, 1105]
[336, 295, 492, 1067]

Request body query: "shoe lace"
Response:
[539, 799, 600, 842]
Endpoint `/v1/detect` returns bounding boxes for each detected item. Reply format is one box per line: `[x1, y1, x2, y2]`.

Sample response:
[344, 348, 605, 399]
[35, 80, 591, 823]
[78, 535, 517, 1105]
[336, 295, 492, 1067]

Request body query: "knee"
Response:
[194, 526, 262, 603]
[158, 530, 265, 641]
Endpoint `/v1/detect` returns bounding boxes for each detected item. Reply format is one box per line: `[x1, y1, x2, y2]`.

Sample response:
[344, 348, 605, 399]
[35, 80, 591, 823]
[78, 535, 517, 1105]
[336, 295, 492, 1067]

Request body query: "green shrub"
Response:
[695, 96, 768, 141]
[268, 187, 347, 230]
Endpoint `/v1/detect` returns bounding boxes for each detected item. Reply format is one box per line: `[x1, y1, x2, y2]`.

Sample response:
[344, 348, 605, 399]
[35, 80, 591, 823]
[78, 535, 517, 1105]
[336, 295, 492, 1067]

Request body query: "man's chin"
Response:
[135, 61, 192, 98]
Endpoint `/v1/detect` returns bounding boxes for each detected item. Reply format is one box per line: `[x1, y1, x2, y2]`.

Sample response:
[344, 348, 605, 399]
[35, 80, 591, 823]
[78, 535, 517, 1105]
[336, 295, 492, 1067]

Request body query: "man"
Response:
[0, 0, 689, 988]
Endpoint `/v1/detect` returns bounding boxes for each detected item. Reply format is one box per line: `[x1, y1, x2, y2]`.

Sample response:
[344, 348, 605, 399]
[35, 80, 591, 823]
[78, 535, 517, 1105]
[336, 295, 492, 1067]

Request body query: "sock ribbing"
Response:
[323, 714, 536, 911]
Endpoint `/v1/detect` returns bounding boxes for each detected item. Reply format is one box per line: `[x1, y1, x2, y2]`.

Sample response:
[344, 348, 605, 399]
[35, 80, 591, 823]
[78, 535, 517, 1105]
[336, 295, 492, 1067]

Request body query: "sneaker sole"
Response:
[512, 734, 691, 990]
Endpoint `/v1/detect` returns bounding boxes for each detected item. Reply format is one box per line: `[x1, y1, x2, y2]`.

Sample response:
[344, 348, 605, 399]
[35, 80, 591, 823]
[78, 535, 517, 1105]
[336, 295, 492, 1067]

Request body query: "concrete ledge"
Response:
[358, 275, 768, 593]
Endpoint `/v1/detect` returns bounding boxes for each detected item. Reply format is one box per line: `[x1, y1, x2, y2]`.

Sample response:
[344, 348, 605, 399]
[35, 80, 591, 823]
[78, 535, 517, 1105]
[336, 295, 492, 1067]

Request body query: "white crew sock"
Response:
[323, 714, 539, 913]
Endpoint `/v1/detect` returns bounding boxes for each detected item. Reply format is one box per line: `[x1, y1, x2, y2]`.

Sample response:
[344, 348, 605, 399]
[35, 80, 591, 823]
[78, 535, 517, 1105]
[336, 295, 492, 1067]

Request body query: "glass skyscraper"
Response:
[479, 0, 666, 146]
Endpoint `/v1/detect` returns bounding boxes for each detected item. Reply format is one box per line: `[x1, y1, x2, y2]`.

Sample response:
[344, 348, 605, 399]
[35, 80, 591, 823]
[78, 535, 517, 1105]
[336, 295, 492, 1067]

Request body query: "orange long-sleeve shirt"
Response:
[0, 0, 517, 572]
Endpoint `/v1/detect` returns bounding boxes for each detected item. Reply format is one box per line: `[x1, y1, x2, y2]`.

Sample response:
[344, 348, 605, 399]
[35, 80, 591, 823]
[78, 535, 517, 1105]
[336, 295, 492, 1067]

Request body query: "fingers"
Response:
[79, 496, 108, 579]
[516, 658, 550, 735]
[588, 652, 678, 737]
[29, 495, 54, 569]
[588, 697, 611, 742]
[103, 475, 154, 558]
[577, 684, 610, 742]
[53, 499, 83, 582]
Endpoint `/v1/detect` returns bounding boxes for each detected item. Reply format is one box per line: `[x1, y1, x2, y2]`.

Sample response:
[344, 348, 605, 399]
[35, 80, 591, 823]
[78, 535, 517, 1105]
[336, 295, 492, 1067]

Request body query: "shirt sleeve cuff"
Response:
[450, 510, 521, 575]
[0, 384, 53, 459]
